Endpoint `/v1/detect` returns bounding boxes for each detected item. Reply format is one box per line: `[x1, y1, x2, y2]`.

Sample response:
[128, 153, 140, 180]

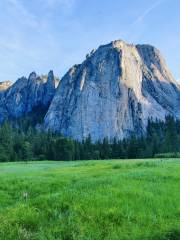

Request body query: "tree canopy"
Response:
[0, 115, 180, 162]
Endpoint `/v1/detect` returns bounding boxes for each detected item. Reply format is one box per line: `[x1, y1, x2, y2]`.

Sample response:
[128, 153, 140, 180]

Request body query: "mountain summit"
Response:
[44, 40, 180, 141]
[0, 71, 59, 123]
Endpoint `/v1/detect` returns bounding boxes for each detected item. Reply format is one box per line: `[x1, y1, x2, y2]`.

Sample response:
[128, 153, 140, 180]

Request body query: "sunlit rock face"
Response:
[0, 71, 59, 123]
[0, 81, 12, 91]
[44, 40, 180, 141]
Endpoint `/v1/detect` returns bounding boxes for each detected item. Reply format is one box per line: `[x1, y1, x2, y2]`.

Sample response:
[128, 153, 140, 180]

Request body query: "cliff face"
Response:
[44, 40, 180, 141]
[0, 71, 59, 123]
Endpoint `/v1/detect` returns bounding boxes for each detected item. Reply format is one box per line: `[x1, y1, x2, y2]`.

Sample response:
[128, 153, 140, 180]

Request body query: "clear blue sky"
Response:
[0, 0, 179, 82]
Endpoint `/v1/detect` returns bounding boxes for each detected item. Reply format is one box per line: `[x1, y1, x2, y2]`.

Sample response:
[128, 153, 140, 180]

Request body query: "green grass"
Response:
[0, 159, 179, 240]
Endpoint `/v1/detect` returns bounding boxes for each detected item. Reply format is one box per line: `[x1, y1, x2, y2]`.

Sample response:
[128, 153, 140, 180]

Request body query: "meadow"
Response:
[0, 159, 179, 240]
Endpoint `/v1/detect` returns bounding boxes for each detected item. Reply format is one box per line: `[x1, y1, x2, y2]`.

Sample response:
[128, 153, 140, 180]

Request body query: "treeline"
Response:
[0, 116, 180, 162]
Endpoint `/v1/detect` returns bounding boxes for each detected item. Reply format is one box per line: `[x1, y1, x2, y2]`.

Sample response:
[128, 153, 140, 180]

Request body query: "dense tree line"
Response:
[0, 115, 180, 162]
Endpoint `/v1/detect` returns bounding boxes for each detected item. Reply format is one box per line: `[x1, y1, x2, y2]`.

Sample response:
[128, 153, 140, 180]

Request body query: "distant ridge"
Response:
[0, 71, 59, 123]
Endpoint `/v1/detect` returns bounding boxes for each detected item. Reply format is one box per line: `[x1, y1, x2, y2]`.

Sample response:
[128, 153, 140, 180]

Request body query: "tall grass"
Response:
[0, 159, 179, 240]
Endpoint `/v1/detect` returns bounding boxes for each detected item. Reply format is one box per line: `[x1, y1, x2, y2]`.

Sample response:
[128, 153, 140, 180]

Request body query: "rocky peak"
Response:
[43, 70, 59, 106]
[47, 70, 55, 87]
[28, 71, 37, 81]
[44, 40, 180, 142]
[0, 71, 59, 123]
[47, 70, 54, 81]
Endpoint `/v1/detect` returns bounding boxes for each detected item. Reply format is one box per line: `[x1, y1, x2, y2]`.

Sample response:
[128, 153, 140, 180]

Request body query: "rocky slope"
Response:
[0, 71, 59, 123]
[44, 40, 180, 141]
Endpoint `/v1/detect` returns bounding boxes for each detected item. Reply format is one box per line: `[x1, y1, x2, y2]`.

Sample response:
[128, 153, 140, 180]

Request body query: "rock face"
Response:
[0, 81, 12, 91]
[0, 71, 59, 123]
[44, 40, 180, 141]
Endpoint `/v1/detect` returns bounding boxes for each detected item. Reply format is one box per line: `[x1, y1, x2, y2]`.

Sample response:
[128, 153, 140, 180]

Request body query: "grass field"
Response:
[0, 159, 179, 240]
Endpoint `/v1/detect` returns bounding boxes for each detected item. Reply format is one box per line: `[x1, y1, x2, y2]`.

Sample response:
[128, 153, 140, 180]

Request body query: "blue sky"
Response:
[0, 0, 179, 82]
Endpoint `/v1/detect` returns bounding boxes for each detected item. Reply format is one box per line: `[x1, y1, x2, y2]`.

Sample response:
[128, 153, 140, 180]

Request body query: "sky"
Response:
[0, 0, 179, 82]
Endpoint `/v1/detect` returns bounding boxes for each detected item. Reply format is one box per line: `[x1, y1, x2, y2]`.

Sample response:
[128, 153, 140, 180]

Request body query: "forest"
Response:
[0, 115, 179, 162]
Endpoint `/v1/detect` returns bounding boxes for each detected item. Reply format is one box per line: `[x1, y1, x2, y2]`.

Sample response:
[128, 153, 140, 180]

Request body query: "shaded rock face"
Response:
[44, 40, 180, 141]
[0, 71, 59, 123]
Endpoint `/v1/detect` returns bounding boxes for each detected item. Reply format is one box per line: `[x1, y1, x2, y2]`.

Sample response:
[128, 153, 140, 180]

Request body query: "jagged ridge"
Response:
[0, 71, 59, 123]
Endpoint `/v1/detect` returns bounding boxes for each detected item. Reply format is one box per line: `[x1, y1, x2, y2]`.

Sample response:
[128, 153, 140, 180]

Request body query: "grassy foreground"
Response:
[0, 159, 179, 240]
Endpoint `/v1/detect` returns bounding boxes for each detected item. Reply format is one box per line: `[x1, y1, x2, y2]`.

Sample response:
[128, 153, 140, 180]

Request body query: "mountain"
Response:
[44, 40, 180, 141]
[0, 39, 179, 142]
[0, 71, 59, 123]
